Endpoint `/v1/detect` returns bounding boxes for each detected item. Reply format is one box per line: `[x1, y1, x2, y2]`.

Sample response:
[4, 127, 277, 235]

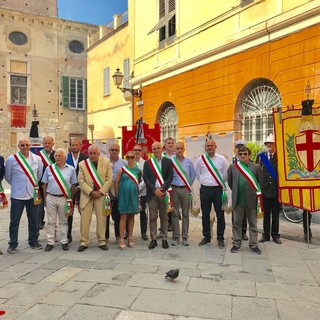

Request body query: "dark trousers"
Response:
[231, 211, 247, 236]
[200, 185, 225, 241]
[262, 196, 280, 239]
[67, 189, 80, 238]
[303, 210, 312, 235]
[140, 196, 148, 235]
[106, 199, 120, 239]
[9, 198, 39, 248]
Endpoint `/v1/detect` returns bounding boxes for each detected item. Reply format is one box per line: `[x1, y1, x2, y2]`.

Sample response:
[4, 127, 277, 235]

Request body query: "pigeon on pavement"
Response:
[165, 269, 179, 280]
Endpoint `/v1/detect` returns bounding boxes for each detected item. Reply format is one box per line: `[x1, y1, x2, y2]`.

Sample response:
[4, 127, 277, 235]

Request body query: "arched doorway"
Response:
[156, 102, 178, 145]
[238, 78, 282, 144]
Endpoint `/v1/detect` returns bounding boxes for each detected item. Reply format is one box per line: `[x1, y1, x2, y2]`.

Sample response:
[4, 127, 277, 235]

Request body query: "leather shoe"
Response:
[141, 233, 148, 241]
[99, 245, 108, 251]
[45, 244, 53, 252]
[148, 240, 157, 249]
[162, 240, 169, 249]
[77, 245, 88, 252]
[273, 237, 282, 244]
[258, 236, 270, 243]
[62, 243, 69, 251]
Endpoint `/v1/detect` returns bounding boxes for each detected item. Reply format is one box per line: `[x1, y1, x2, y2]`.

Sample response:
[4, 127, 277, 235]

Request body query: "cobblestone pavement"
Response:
[0, 192, 319, 319]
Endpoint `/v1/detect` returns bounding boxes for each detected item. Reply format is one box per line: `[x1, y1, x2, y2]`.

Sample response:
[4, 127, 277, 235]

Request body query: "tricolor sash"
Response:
[171, 156, 191, 191]
[84, 159, 103, 190]
[122, 165, 139, 189]
[39, 149, 53, 167]
[0, 181, 8, 209]
[84, 158, 110, 214]
[49, 164, 73, 215]
[149, 157, 173, 211]
[235, 161, 264, 214]
[14, 152, 41, 205]
[201, 154, 227, 206]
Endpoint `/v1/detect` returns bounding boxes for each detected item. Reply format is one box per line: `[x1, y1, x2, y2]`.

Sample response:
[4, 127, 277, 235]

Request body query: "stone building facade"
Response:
[0, 1, 98, 157]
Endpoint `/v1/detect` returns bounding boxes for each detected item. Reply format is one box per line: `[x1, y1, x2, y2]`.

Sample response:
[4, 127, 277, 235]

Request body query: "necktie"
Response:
[269, 154, 273, 160]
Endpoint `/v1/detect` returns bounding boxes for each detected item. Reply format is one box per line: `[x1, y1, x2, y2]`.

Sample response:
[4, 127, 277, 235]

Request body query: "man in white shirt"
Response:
[195, 140, 228, 248]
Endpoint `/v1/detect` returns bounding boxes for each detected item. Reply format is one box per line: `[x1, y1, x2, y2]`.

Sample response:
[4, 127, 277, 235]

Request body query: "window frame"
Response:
[61, 76, 86, 110]
[10, 74, 28, 105]
[103, 67, 110, 96]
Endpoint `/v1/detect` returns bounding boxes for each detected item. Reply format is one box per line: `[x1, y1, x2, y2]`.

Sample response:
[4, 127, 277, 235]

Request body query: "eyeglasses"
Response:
[126, 156, 134, 159]
[110, 149, 119, 152]
[238, 152, 248, 156]
[133, 149, 141, 151]
[19, 144, 30, 147]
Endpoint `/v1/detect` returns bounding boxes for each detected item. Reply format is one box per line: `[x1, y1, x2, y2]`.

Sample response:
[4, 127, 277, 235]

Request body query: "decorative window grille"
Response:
[159, 105, 178, 145]
[240, 83, 281, 144]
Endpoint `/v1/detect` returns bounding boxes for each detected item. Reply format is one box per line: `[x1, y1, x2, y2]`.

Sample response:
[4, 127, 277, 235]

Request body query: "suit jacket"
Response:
[143, 157, 173, 202]
[78, 156, 112, 209]
[0, 155, 4, 181]
[66, 152, 88, 176]
[227, 162, 263, 210]
[260, 151, 278, 198]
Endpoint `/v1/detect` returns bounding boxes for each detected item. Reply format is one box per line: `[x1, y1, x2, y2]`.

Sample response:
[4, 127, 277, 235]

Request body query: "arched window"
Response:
[240, 79, 281, 144]
[159, 104, 178, 144]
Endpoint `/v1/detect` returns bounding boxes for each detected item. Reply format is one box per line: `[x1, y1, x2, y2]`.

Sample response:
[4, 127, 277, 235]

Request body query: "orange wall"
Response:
[135, 23, 320, 138]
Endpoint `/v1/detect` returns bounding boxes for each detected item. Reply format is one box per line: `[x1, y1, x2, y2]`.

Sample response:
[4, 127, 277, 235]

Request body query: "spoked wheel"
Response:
[281, 205, 303, 223]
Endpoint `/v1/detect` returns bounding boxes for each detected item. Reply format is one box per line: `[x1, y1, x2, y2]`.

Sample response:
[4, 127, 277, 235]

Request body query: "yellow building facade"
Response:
[87, 12, 135, 143]
[128, 0, 320, 144]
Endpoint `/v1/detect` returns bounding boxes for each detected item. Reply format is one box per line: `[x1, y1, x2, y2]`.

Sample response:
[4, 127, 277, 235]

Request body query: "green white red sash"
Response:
[171, 156, 191, 192]
[84, 158, 103, 190]
[149, 156, 172, 210]
[235, 160, 263, 214]
[201, 153, 227, 205]
[0, 181, 8, 209]
[14, 152, 41, 204]
[49, 164, 73, 215]
[39, 149, 53, 167]
[122, 166, 139, 189]
[84, 158, 110, 212]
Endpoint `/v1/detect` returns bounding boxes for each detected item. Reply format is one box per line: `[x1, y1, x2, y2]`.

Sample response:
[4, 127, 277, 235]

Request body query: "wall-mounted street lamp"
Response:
[112, 68, 142, 99]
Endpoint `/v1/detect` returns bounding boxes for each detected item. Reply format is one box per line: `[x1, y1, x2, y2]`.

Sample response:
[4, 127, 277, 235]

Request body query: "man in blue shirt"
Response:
[5, 138, 43, 253]
[171, 142, 196, 246]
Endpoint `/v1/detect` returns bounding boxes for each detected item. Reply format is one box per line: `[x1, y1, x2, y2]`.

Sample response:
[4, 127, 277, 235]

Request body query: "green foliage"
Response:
[247, 141, 263, 162]
[286, 133, 304, 172]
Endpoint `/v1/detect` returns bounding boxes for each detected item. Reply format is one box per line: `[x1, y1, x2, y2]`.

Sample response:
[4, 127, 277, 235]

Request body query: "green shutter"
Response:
[61, 76, 69, 108]
[84, 79, 87, 110]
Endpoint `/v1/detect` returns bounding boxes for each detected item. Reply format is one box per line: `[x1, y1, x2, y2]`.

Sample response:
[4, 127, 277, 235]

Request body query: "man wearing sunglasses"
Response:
[227, 146, 263, 255]
[5, 138, 44, 253]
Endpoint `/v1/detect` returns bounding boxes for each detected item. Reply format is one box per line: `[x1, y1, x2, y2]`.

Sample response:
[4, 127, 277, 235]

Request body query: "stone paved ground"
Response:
[0, 198, 319, 319]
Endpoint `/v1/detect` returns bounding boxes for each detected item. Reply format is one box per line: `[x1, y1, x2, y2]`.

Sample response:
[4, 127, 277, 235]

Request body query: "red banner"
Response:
[122, 123, 160, 159]
[11, 105, 26, 127]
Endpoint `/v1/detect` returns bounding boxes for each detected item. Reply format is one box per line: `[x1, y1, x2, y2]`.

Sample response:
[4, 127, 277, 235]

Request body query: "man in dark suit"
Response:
[66, 138, 88, 243]
[227, 146, 263, 255]
[143, 141, 173, 249]
[259, 133, 281, 244]
[38, 136, 55, 231]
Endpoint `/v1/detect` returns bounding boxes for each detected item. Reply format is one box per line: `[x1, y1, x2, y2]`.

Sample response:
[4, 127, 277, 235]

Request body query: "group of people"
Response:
[0, 133, 309, 256]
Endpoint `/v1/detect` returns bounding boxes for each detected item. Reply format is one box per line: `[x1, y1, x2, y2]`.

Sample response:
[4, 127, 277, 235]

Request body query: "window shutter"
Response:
[168, 0, 175, 13]
[103, 67, 110, 96]
[159, 0, 165, 18]
[61, 76, 69, 108]
[123, 59, 130, 89]
[84, 79, 87, 110]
